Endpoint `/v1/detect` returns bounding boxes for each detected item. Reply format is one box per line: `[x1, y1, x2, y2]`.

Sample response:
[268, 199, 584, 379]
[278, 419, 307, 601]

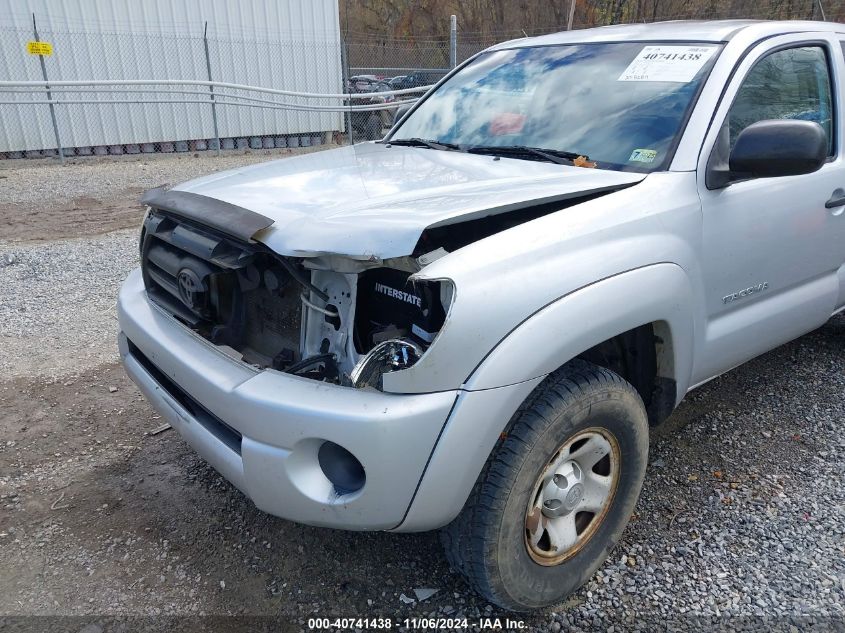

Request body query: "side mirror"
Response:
[392, 103, 412, 126]
[729, 119, 827, 179]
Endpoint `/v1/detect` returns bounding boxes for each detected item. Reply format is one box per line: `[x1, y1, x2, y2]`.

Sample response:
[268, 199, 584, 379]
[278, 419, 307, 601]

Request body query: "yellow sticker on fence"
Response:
[26, 41, 53, 56]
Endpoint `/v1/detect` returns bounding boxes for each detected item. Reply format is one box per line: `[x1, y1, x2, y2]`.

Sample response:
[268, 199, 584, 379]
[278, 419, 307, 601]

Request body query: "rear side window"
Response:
[726, 46, 834, 155]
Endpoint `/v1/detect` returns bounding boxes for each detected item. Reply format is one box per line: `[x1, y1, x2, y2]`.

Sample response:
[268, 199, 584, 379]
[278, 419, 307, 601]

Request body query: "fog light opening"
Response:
[318, 441, 365, 496]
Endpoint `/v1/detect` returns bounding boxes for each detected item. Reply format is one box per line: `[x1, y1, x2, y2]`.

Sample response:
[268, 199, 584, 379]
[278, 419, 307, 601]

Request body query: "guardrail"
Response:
[0, 79, 433, 160]
[0, 79, 432, 100]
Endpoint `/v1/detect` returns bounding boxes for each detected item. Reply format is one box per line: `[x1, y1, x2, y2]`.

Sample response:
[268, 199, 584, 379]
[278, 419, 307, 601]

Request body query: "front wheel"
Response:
[440, 359, 649, 611]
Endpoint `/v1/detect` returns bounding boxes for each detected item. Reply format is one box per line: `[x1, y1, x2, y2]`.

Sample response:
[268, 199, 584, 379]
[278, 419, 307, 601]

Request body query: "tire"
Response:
[380, 109, 393, 130]
[364, 114, 382, 140]
[440, 359, 649, 611]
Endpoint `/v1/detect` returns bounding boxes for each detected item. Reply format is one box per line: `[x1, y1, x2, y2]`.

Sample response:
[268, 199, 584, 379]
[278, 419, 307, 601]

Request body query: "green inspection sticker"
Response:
[629, 148, 657, 163]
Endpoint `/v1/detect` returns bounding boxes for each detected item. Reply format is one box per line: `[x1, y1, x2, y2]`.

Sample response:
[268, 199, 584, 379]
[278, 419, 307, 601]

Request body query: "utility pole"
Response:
[450, 15, 457, 68]
[202, 22, 222, 156]
[567, 0, 577, 30]
[32, 13, 64, 162]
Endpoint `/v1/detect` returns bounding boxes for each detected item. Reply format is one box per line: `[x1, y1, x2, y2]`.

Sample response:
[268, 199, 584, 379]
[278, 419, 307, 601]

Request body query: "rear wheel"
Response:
[440, 359, 649, 611]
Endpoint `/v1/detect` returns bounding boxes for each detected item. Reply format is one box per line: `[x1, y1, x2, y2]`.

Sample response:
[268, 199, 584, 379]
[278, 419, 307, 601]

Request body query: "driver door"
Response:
[693, 34, 845, 384]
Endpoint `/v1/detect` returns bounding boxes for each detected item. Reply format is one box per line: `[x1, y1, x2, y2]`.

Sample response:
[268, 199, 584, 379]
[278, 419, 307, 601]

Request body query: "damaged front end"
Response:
[139, 193, 453, 391]
[138, 157, 640, 393]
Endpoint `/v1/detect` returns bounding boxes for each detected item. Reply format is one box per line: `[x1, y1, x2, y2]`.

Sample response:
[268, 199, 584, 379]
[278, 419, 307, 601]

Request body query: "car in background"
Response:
[387, 75, 407, 89]
[345, 78, 396, 140]
[390, 70, 446, 90]
[348, 74, 382, 83]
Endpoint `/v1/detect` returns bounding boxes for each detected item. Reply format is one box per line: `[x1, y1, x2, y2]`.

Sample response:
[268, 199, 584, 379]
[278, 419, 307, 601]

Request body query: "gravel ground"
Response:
[0, 230, 138, 377]
[1, 157, 844, 631]
[0, 145, 336, 242]
[0, 146, 334, 211]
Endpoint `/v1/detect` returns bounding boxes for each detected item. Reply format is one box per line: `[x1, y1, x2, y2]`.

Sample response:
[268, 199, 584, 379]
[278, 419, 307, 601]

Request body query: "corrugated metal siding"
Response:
[0, 0, 343, 152]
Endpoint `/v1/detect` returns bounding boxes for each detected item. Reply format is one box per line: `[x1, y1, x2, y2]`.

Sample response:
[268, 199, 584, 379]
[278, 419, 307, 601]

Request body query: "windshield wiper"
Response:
[385, 137, 463, 151]
[466, 145, 586, 165]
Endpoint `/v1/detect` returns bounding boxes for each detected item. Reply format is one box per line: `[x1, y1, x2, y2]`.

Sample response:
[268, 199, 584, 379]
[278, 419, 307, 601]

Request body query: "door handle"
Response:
[825, 188, 845, 209]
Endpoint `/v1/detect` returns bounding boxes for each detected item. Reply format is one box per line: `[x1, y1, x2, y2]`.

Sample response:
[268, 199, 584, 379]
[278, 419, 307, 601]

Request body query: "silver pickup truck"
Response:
[118, 20, 845, 610]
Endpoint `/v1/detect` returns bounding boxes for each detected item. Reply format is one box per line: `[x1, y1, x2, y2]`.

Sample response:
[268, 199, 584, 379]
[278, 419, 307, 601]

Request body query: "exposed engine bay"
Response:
[139, 209, 450, 390]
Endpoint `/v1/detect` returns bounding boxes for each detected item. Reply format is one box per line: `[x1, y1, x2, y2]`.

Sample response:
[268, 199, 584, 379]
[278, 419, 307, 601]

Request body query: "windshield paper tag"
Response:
[629, 148, 657, 163]
[618, 46, 717, 82]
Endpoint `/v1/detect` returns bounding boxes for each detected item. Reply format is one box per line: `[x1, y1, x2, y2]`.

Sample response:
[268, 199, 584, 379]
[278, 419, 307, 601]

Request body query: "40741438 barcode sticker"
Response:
[618, 45, 718, 82]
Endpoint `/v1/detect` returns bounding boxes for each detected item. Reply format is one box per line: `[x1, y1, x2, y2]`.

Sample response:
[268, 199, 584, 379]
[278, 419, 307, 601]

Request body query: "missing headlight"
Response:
[353, 268, 447, 352]
[348, 268, 453, 390]
[350, 338, 423, 389]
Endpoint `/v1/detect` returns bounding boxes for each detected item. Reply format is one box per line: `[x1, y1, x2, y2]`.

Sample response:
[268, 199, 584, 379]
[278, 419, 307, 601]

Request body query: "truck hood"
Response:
[174, 142, 646, 259]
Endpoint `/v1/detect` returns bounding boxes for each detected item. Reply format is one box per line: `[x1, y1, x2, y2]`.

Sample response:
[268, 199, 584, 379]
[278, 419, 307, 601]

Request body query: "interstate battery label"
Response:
[618, 45, 717, 82]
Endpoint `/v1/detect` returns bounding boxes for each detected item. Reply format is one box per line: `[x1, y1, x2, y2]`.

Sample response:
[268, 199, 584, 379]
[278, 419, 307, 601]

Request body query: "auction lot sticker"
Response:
[618, 45, 717, 82]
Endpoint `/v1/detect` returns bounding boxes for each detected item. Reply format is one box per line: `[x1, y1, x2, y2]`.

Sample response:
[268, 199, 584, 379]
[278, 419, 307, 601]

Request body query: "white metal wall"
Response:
[0, 0, 343, 152]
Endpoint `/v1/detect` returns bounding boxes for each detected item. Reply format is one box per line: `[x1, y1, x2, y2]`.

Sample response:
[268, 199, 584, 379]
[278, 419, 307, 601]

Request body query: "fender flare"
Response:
[395, 263, 695, 532]
[463, 263, 695, 394]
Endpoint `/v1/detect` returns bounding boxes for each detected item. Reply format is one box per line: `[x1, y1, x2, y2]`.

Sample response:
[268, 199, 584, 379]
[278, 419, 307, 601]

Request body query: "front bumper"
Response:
[118, 268, 458, 530]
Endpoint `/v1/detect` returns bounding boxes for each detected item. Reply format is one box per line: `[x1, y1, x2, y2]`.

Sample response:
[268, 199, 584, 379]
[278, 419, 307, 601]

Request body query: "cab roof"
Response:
[489, 19, 841, 50]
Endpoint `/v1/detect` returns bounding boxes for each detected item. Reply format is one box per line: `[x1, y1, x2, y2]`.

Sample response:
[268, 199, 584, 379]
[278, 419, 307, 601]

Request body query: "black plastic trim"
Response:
[141, 187, 274, 243]
[127, 339, 243, 455]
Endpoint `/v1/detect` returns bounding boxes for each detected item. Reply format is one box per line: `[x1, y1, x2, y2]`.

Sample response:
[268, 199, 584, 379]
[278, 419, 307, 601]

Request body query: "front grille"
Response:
[141, 212, 248, 329]
[140, 210, 303, 368]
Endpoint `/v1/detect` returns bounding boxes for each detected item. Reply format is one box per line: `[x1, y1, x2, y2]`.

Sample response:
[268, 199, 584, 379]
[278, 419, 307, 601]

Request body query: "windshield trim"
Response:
[386, 40, 726, 173]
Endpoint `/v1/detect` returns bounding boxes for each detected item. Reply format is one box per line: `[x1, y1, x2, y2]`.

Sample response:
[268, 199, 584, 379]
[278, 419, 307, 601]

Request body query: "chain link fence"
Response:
[0, 16, 349, 159]
[0, 0, 840, 160]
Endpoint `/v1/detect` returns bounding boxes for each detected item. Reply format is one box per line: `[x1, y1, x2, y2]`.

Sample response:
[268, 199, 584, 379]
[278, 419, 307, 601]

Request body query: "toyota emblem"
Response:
[177, 268, 203, 310]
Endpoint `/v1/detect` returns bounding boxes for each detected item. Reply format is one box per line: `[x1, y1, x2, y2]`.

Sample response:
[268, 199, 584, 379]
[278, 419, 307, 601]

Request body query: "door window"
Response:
[725, 46, 834, 155]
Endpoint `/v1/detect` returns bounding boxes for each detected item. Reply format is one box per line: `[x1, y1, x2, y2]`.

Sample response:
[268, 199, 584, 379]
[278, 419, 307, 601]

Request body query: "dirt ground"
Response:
[0, 193, 146, 242]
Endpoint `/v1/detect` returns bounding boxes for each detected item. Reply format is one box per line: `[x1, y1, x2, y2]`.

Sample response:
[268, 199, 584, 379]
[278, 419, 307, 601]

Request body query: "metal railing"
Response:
[2, 11, 434, 160]
[0, 79, 431, 160]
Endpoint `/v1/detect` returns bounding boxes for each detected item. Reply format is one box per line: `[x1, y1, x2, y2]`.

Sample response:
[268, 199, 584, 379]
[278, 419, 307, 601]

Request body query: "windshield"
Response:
[390, 42, 722, 171]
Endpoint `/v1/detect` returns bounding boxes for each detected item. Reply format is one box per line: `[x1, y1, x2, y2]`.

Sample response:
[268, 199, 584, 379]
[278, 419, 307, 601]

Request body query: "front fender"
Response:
[380, 172, 702, 394]
[464, 263, 695, 395]
[395, 263, 696, 532]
